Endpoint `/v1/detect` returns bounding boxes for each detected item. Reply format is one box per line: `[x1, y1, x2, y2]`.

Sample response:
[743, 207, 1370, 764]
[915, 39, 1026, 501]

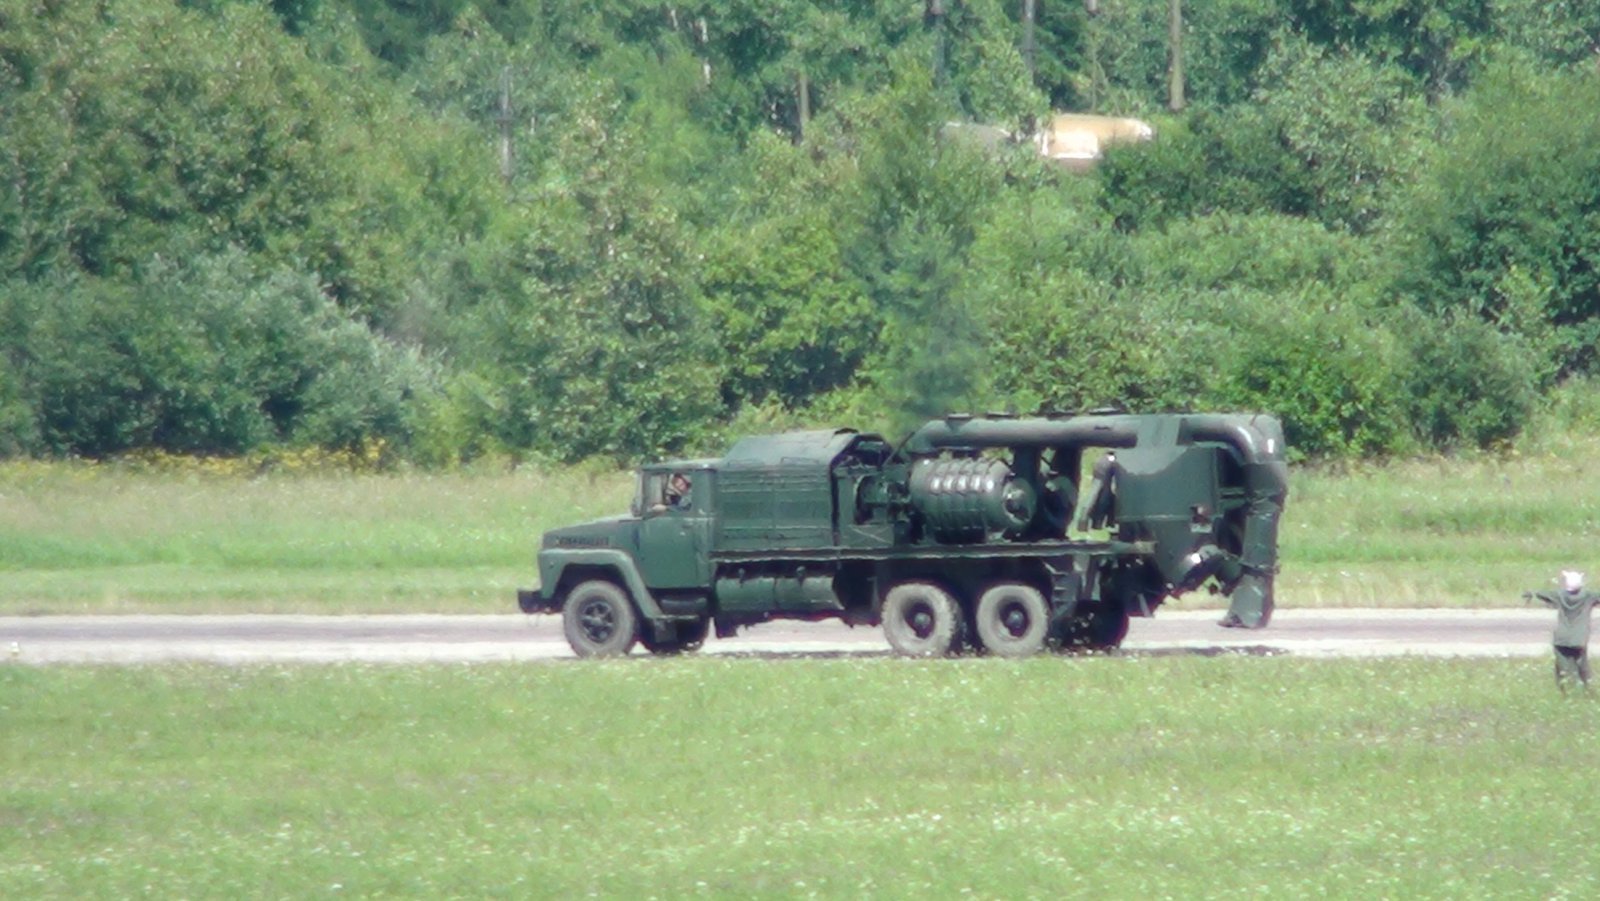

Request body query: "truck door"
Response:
[635, 470, 712, 590]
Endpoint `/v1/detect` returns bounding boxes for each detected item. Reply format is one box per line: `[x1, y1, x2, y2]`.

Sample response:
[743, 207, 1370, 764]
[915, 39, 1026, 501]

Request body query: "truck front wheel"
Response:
[975, 582, 1050, 657]
[881, 582, 963, 657]
[562, 580, 638, 658]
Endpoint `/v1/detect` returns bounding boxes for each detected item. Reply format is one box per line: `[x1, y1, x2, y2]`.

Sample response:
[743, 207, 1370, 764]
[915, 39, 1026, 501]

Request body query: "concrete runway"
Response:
[0, 608, 1560, 664]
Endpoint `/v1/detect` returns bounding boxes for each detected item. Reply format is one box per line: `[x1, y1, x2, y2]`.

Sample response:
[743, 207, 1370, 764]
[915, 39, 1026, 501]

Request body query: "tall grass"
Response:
[3, 658, 1597, 897]
[5, 433, 1600, 613]
[1272, 440, 1600, 609]
[0, 459, 632, 613]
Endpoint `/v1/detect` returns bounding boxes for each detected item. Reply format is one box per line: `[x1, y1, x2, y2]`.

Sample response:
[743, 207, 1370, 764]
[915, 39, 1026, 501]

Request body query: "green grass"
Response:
[1270, 444, 1600, 609]
[3, 657, 1598, 897]
[0, 460, 632, 613]
[6, 437, 1600, 613]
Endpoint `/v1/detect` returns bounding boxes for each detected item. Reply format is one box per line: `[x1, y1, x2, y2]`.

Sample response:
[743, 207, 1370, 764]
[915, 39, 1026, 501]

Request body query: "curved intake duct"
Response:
[908, 458, 1036, 542]
[1182, 415, 1289, 629]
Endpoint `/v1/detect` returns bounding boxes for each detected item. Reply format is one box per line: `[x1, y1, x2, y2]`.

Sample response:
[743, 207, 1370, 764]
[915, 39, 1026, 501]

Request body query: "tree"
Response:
[0, 250, 432, 457]
[485, 81, 723, 461]
[0, 0, 503, 326]
[1245, 37, 1428, 234]
[1205, 286, 1409, 458]
[1391, 61, 1600, 376]
[830, 53, 1003, 431]
[1097, 35, 1427, 236]
[1284, 0, 1494, 97]
[700, 196, 875, 408]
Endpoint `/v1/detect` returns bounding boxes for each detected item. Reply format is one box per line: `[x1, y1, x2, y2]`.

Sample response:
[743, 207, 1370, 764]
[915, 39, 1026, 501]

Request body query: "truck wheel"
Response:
[641, 618, 710, 655]
[1052, 600, 1130, 653]
[562, 580, 638, 658]
[975, 582, 1050, 657]
[881, 582, 963, 657]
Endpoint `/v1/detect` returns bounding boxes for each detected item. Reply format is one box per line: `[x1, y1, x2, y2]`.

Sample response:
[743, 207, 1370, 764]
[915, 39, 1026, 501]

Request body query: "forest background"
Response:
[4, 0, 1600, 467]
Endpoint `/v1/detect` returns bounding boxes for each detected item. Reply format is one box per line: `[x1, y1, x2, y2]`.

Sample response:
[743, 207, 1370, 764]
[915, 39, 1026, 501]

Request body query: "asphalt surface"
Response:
[0, 608, 1561, 664]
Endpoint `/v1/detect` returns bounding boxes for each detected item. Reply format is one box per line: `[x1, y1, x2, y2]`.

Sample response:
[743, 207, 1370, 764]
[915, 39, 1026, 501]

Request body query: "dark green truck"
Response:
[518, 412, 1288, 658]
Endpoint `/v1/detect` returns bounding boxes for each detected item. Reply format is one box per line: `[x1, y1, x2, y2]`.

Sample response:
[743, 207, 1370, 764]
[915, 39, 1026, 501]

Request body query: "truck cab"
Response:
[631, 464, 715, 591]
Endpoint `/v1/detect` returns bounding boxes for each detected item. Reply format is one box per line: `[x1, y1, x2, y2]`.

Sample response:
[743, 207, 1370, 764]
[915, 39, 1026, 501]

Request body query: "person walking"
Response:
[1524, 570, 1600, 693]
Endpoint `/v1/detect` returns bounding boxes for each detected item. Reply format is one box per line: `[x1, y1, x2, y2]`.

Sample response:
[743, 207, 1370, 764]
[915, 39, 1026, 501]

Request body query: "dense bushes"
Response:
[0, 253, 431, 457]
[1393, 58, 1600, 378]
[3, 0, 1596, 464]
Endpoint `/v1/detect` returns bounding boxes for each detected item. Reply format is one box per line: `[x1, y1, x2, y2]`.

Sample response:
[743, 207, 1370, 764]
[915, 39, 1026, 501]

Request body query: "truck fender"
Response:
[543, 548, 667, 622]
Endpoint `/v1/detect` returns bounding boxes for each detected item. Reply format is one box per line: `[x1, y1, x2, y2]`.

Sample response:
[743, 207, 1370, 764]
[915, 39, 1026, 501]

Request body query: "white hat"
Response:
[1561, 570, 1585, 592]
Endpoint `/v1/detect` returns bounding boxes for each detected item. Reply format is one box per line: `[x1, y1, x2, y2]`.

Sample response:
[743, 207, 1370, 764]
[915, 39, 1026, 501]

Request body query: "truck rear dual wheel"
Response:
[974, 582, 1050, 658]
[881, 581, 964, 657]
[562, 580, 638, 658]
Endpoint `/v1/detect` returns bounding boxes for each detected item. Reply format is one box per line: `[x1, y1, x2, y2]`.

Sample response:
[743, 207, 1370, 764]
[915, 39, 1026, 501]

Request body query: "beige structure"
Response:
[1034, 113, 1155, 171]
[942, 113, 1156, 172]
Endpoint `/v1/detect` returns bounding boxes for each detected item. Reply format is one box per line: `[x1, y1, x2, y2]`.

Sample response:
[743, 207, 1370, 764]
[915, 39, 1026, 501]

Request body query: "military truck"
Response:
[518, 412, 1288, 658]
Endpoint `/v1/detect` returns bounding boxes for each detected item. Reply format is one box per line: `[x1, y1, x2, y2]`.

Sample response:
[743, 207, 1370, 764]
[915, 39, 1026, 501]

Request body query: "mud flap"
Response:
[1219, 572, 1273, 628]
[517, 588, 548, 614]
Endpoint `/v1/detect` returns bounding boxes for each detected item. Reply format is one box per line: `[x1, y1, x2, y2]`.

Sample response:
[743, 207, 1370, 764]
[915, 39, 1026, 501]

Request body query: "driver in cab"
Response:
[652, 472, 692, 513]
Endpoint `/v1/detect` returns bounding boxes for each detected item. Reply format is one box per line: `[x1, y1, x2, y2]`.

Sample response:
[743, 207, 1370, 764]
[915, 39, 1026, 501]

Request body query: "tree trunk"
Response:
[1168, 0, 1185, 112]
[797, 70, 811, 141]
[1022, 0, 1036, 78]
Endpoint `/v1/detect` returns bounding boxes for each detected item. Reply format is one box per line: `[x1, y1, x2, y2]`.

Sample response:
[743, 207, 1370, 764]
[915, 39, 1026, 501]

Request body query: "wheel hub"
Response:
[908, 604, 935, 639]
[580, 601, 616, 642]
[1001, 603, 1030, 638]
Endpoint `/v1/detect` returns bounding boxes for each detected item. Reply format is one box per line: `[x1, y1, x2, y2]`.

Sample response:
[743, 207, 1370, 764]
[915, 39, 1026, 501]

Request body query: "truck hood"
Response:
[540, 515, 635, 551]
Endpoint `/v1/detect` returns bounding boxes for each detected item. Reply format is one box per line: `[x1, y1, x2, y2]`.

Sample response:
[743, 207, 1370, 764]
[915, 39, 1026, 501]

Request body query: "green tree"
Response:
[484, 82, 723, 462]
[1205, 286, 1409, 458]
[1096, 109, 1306, 232]
[1249, 37, 1428, 234]
[829, 54, 1003, 431]
[0, 251, 432, 457]
[0, 0, 502, 326]
[1285, 0, 1493, 97]
[700, 203, 875, 407]
[939, 0, 1045, 126]
[1391, 61, 1600, 375]
[1395, 309, 1540, 450]
[963, 171, 1188, 414]
[1130, 211, 1380, 295]
[1492, 0, 1600, 67]
[1098, 37, 1427, 236]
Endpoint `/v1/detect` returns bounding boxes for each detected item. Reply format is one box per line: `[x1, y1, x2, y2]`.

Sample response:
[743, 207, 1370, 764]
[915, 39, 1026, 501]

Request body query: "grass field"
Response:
[0, 459, 634, 614]
[4, 656, 1598, 897]
[5, 435, 1600, 613]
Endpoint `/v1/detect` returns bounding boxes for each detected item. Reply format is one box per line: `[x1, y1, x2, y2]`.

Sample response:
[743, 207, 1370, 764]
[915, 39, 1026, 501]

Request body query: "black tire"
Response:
[1052, 600, 1130, 653]
[640, 617, 710, 656]
[881, 581, 964, 657]
[562, 580, 638, 658]
[974, 582, 1050, 658]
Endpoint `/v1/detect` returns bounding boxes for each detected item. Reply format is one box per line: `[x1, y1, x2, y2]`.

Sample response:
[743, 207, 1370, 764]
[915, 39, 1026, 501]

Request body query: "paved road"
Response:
[0, 608, 1559, 664]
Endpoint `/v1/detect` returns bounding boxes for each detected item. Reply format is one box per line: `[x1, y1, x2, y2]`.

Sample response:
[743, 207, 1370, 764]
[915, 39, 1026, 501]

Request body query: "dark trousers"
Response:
[1554, 645, 1591, 691]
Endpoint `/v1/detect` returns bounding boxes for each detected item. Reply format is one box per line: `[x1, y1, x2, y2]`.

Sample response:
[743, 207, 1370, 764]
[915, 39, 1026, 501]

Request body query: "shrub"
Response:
[0, 252, 434, 458]
[1203, 287, 1410, 459]
[1395, 309, 1541, 450]
[0, 349, 38, 458]
[1390, 60, 1600, 377]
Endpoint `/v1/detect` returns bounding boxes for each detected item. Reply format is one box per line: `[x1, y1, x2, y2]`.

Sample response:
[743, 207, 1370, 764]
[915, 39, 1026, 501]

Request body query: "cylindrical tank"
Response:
[715, 572, 841, 612]
[908, 458, 1036, 542]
